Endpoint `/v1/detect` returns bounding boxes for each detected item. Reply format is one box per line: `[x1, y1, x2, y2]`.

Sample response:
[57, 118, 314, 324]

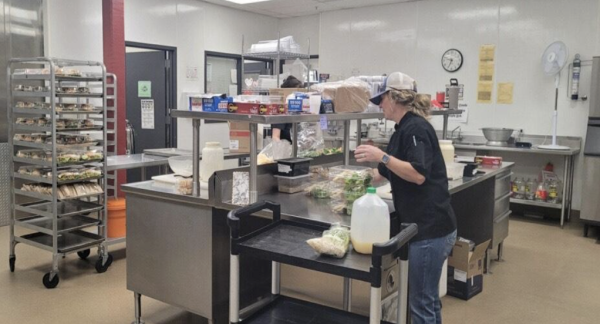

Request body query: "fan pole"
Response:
[539, 75, 570, 150]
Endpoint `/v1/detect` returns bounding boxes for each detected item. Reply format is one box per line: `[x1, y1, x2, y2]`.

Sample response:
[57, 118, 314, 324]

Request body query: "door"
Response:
[126, 48, 173, 182]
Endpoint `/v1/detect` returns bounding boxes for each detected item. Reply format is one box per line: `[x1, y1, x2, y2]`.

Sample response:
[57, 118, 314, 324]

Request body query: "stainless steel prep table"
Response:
[123, 161, 513, 322]
[454, 136, 581, 228]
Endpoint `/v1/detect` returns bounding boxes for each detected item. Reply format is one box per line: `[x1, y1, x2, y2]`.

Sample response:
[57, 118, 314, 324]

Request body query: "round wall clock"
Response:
[442, 49, 463, 72]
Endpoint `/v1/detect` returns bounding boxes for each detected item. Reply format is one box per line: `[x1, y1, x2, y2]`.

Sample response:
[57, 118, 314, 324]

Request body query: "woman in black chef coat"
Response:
[354, 72, 457, 324]
[272, 75, 303, 143]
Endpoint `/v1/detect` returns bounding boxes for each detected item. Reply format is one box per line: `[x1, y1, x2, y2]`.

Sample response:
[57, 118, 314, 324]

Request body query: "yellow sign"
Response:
[477, 82, 493, 103]
[497, 83, 514, 104]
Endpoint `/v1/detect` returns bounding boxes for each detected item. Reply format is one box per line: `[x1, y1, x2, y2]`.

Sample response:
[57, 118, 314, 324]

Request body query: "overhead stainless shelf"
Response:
[170, 109, 462, 124]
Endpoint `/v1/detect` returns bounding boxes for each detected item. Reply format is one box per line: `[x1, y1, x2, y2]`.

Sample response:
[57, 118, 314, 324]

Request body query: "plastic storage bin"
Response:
[277, 157, 312, 176]
[274, 174, 311, 193]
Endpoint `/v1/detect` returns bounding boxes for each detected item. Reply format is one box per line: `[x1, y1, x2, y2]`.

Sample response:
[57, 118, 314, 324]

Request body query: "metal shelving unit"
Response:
[105, 73, 118, 199]
[241, 33, 311, 92]
[8, 57, 113, 289]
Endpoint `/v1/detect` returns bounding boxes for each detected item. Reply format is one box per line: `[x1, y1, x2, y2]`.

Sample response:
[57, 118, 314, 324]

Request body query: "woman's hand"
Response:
[354, 145, 385, 163]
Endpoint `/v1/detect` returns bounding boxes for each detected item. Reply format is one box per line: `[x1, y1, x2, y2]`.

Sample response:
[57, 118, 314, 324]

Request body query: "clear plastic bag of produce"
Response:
[297, 122, 325, 158]
[310, 77, 371, 113]
[328, 166, 373, 215]
[306, 223, 350, 258]
[257, 140, 293, 165]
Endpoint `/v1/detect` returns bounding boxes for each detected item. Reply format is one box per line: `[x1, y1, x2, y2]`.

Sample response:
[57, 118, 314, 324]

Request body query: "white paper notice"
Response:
[232, 171, 249, 206]
[454, 269, 467, 283]
[141, 99, 154, 130]
[449, 103, 468, 123]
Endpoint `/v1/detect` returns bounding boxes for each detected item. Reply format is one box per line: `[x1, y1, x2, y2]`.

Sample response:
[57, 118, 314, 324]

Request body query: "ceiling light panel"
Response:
[225, 0, 272, 4]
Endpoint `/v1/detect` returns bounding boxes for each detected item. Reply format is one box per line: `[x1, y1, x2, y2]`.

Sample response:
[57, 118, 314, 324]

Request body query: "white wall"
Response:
[278, 14, 320, 55]
[43, 0, 103, 61]
[280, 0, 599, 211]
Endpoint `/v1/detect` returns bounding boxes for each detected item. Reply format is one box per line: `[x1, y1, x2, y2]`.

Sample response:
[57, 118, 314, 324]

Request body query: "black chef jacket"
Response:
[272, 123, 293, 144]
[378, 112, 457, 242]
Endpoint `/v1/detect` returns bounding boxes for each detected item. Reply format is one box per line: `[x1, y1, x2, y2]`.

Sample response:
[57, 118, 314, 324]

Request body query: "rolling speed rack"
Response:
[8, 57, 112, 289]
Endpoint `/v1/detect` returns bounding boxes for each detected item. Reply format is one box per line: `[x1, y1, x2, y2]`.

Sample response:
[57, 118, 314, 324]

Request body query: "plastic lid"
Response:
[367, 187, 376, 194]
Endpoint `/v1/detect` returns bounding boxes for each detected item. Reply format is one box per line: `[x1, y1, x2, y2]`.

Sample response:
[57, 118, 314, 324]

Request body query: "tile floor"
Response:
[0, 216, 599, 324]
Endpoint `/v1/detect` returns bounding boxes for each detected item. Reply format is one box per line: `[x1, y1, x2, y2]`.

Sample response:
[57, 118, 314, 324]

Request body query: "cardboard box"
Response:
[269, 88, 307, 103]
[229, 122, 250, 153]
[202, 96, 232, 113]
[447, 239, 490, 300]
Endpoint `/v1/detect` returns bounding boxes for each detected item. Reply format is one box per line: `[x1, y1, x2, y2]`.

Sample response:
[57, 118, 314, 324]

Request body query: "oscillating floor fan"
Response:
[539, 41, 570, 150]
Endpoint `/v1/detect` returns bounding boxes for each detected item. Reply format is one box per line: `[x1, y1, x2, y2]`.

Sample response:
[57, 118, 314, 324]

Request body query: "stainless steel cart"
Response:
[8, 57, 112, 288]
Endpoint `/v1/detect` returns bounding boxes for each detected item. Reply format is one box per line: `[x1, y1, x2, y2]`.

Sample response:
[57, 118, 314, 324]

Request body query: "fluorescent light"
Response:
[226, 0, 272, 4]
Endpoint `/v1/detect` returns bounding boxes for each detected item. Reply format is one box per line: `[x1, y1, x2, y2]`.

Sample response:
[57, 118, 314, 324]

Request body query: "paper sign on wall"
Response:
[449, 104, 468, 123]
[477, 82, 493, 103]
[497, 82, 514, 104]
[477, 44, 496, 104]
[141, 99, 155, 130]
[138, 81, 151, 98]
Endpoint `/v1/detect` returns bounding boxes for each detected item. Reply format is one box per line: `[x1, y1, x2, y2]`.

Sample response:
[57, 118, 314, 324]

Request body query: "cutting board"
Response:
[376, 183, 393, 200]
[152, 174, 209, 190]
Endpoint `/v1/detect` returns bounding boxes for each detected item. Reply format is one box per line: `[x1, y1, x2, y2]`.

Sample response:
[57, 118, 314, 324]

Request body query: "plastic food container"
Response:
[274, 174, 311, 193]
[277, 157, 312, 176]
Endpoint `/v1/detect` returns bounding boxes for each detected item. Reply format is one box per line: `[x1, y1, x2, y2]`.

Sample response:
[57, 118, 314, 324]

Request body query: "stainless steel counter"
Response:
[144, 147, 250, 160]
[448, 162, 514, 194]
[454, 143, 580, 156]
[121, 180, 211, 206]
[106, 154, 169, 171]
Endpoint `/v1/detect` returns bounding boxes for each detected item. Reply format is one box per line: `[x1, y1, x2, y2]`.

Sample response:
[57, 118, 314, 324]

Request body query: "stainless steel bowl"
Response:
[481, 128, 514, 146]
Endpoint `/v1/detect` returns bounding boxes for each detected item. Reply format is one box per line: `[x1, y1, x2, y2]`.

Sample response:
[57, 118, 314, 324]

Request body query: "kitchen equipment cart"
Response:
[227, 201, 418, 324]
[8, 57, 112, 288]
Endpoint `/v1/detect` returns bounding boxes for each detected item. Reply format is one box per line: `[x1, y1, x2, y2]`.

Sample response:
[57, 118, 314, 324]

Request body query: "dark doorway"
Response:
[125, 42, 176, 182]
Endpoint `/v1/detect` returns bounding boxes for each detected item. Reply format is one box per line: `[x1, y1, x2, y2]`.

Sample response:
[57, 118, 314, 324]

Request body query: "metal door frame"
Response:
[125, 41, 177, 148]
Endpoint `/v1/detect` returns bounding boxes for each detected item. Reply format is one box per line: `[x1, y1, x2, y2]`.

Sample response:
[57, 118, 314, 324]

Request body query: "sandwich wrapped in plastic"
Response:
[310, 77, 371, 113]
[306, 223, 350, 258]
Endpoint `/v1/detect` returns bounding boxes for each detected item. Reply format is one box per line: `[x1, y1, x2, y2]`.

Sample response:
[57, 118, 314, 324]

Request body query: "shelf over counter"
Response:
[171, 109, 463, 124]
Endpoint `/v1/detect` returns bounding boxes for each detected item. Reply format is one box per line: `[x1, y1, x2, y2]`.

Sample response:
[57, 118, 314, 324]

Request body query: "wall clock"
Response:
[442, 49, 463, 72]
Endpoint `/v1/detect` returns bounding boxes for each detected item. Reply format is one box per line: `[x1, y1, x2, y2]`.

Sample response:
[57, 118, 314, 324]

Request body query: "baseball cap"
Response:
[369, 72, 418, 105]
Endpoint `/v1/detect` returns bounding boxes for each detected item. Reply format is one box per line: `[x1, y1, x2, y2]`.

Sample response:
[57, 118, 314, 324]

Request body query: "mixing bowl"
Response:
[481, 128, 514, 146]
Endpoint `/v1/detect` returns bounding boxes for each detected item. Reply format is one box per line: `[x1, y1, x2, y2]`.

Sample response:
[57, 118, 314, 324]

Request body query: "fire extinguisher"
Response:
[571, 54, 581, 100]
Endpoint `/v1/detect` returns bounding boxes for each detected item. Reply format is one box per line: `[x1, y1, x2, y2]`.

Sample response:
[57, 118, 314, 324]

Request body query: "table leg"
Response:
[343, 120, 350, 165]
[192, 119, 201, 197]
[141, 167, 146, 181]
[567, 156, 575, 221]
[343, 277, 352, 311]
[132, 292, 144, 324]
[560, 156, 569, 228]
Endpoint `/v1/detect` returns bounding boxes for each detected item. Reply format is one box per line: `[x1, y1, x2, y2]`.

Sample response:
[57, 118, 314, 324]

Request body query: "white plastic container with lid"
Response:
[439, 140, 455, 165]
[350, 187, 390, 254]
[200, 142, 224, 182]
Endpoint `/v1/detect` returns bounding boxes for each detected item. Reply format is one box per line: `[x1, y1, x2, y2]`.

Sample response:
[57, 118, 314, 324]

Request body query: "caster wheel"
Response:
[77, 249, 91, 260]
[9, 256, 15, 273]
[42, 273, 59, 289]
[95, 254, 113, 273]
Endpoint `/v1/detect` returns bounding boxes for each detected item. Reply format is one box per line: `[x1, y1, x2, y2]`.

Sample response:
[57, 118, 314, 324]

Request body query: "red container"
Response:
[478, 156, 503, 166]
[228, 102, 287, 115]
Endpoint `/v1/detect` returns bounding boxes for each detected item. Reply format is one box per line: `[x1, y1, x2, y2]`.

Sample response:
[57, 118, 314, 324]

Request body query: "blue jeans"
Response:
[409, 230, 457, 324]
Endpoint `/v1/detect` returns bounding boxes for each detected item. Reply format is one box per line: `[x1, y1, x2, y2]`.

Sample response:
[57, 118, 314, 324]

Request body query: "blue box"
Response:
[288, 99, 303, 114]
[201, 96, 232, 113]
